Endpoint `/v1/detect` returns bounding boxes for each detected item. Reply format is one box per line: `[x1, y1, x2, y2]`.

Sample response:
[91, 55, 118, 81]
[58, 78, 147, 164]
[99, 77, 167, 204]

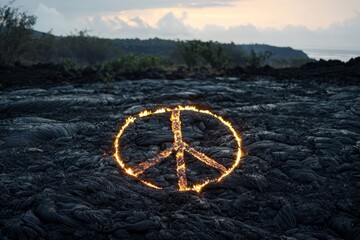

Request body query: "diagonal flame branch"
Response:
[135, 147, 173, 175]
[184, 143, 227, 173]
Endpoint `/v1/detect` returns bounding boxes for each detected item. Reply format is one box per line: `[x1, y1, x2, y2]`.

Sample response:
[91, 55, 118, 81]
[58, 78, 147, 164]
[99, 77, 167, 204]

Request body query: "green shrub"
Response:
[247, 49, 272, 69]
[176, 40, 229, 68]
[110, 54, 169, 72]
[0, 1, 36, 64]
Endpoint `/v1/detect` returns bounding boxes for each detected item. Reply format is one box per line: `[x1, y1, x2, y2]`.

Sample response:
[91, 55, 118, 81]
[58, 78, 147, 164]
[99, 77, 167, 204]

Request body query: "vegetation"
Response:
[0, 1, 36, 64]
[176, 40, 229, 68]
[18, 32, 291, 70]
[0, 1, 312, 72]
[26, 31, 56, 63]
[95, 54, 171, 81]
[58, 30, 117, 65]
[247, 50, 272, 69]
[109, 54, 169, 72]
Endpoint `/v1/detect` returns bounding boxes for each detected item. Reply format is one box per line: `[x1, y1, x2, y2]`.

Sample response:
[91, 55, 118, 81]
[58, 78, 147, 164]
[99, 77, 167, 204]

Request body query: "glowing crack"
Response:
[113, 105, 242, 193]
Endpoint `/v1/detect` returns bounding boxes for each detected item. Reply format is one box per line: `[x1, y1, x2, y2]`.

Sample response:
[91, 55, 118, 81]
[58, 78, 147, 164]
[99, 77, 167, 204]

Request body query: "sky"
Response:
[7, 0, 360, 51]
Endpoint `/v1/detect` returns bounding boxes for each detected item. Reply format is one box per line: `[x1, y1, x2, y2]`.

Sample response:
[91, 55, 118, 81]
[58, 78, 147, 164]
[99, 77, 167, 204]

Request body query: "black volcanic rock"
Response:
[0, 76, 359, 239]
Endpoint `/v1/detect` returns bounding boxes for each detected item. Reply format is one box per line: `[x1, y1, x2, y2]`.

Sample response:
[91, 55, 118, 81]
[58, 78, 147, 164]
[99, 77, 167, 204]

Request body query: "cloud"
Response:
[34, 3, 87, 35]
[22, 2, 360, 50]
[14, 0, 236, 15]
[86, 11, 192, 38]
[34, 3, 66, 33]
[156, 12, 191, 36]
[196, 19, 360, 50]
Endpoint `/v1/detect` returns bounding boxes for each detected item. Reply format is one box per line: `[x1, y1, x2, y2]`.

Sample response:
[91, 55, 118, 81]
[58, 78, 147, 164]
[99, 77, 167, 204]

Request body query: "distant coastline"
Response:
[303, 48, 360, 61]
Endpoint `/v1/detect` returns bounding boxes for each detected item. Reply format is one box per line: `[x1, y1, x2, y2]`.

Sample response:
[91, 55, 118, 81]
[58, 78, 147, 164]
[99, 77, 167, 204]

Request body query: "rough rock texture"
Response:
[0, 77, 359, 239]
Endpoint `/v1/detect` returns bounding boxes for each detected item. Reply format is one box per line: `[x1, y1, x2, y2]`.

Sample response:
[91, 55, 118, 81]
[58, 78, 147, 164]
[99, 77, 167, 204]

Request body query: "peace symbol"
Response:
[114, 105, 242, 193]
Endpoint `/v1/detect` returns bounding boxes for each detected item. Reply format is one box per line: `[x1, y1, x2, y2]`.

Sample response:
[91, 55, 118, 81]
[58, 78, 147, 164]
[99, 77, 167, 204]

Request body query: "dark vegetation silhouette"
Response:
[0, 1, 36, 64]
[0, 1, 313, 74]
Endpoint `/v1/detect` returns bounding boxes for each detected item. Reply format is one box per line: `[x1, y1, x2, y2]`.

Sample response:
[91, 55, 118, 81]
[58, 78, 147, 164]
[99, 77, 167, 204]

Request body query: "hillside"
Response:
[26, 31, 310, 68]
[110, 38, 310, 67]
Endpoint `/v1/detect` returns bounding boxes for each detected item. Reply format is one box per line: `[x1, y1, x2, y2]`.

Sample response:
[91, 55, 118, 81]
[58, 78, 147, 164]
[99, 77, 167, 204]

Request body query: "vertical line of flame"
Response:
[171, 109, 188, 190]
[176, 148, 188, 190]
[171, 109, 183, 145]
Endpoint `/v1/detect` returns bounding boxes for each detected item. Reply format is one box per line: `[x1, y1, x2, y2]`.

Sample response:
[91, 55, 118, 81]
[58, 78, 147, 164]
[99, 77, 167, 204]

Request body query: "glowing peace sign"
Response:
[114, 106, 242, 193]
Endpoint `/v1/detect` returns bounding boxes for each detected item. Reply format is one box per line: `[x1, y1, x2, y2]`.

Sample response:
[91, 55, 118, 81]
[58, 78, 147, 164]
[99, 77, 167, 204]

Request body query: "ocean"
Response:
[302, 48, 360, 62]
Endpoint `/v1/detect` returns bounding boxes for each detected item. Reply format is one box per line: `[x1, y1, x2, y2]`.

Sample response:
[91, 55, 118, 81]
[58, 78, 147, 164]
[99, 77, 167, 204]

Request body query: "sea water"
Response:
[302, 48, 360, 62]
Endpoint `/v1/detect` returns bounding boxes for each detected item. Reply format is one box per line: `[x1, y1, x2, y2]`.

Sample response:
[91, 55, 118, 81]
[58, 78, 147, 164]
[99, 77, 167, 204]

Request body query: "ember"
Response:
[114, 105, 242, 192]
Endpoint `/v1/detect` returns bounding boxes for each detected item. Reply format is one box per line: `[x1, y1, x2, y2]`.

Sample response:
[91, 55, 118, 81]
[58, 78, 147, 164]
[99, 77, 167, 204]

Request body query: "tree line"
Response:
[0, 1, 311, 70]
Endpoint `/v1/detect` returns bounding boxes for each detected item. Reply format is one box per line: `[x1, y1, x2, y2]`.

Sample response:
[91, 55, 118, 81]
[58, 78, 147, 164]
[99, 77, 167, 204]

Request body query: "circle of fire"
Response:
[113, 105, 242, 193]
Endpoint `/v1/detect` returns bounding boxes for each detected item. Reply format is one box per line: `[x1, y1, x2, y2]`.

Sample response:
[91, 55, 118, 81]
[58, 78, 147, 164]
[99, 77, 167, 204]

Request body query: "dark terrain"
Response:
[0, 61, 360, 239]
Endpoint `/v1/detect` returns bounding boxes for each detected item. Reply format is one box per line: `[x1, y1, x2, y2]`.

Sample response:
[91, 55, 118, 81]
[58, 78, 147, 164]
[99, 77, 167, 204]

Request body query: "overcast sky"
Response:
[8, 0, 360, 50]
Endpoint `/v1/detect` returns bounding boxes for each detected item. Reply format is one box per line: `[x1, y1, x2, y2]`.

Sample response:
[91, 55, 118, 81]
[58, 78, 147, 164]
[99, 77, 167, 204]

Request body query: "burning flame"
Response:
[113, 105, 242, 193]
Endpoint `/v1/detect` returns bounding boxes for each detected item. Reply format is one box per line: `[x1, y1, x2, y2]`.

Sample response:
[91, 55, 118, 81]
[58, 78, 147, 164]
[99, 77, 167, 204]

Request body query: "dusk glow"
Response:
[13, 0, 360, 50]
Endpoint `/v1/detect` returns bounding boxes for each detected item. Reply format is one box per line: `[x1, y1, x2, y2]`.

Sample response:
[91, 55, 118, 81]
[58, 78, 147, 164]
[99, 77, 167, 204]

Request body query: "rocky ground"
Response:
[0, 73, 359, 239]
[1, 57, 359, 91]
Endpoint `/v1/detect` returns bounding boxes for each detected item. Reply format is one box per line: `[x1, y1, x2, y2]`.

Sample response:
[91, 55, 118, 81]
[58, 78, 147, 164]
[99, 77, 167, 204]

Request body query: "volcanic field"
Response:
[0, 74, 359, 239]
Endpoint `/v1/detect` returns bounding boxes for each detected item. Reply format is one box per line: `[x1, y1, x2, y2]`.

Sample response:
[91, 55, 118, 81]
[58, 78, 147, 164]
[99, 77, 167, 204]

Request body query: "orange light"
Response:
[113, 105, 242, 193]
